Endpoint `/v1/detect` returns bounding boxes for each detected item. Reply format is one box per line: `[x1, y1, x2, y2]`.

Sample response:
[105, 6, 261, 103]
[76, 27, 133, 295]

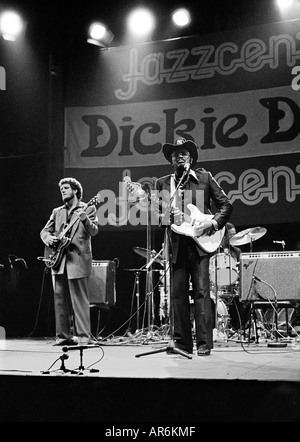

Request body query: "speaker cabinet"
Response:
[240, 252, 300, 302]
[88, 260, 116, 308]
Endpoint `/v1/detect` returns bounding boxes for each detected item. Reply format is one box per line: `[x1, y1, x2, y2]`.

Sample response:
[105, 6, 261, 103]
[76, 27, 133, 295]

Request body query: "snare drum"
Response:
[210, 252, 238, 287]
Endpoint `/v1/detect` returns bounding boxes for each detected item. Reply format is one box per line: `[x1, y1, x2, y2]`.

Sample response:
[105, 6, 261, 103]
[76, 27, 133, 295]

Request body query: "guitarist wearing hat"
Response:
[155, 138, 233, 356]
[40, 178, 99, 346]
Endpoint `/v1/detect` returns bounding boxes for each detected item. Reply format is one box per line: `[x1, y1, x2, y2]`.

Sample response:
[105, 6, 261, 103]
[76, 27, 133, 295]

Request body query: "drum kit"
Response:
[210, 226, 267, 339]
[131, 226, 267, 340]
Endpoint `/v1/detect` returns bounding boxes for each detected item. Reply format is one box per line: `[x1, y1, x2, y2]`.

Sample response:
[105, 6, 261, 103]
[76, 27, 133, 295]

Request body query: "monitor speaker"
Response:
[239, 252, 300, 302]
[88, 260, 116, 308]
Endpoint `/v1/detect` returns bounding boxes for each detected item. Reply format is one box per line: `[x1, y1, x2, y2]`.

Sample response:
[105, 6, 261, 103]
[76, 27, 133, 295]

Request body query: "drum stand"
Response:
[211, 249, 239, 342]
[133, 269, 142, 331]
[143, 185, 160, 340]
[158, 253, 170, 338]
[211, 250, 227, 342]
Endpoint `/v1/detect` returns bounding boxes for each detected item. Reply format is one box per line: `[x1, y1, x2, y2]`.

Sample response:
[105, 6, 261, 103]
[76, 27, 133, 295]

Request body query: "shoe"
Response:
[197, 346, 211, 356]
[78, 337, 98, 345]
[52, 336, 78, 346]
[53, 338, 69, 346]
[67, 336, 78, 346]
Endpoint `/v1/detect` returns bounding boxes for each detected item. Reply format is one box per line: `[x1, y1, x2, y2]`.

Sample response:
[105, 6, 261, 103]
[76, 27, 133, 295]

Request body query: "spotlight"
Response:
[90, 23, 107, 40]
[127, 7, 155, 39]
[172, 8, 191, 28]
[87, 22, 114, 47]
[277, 0, 294, 8]
[0, 10, 23, 41]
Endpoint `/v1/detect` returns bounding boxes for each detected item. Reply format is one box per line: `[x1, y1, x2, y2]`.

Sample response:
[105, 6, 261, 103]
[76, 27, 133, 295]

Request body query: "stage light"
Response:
[172, 8, 191, 28]
[90, 23, 107, 40]
[276, 0, 294, 8]
[0, 10, 23, 41]
[126, 7, 155, 39]
[87, 22, 114, 47]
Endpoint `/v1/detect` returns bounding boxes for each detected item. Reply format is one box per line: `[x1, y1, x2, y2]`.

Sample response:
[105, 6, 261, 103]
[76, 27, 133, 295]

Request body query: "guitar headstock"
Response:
[88, 192, 101, 208]
[123, 177, 146, 199]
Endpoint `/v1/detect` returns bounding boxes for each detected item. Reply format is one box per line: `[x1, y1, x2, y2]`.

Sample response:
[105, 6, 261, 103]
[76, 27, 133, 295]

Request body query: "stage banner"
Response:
[64, 19, 300, 227]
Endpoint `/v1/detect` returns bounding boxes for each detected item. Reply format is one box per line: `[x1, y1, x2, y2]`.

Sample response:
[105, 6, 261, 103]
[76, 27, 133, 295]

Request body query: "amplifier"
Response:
[88, 260, 116, 308]
[239, 251, 300, 302]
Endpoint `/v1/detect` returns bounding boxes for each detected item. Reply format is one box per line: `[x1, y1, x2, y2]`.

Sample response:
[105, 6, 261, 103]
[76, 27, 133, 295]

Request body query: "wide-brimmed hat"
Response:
[162, 138, 198, 167]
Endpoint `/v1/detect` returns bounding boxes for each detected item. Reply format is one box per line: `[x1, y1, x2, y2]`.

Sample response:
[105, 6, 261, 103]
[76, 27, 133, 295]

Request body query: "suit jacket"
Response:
[40, 201, 99, 278]
[155, 168, 233, 263]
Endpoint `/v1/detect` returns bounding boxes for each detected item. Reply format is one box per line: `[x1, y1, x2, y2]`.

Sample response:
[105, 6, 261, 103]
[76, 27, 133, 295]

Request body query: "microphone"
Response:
[183, 162, 190, 175]
[62, 344, 101, 352]
[177, 163, 190, 191]
[59, 354, 69, 360]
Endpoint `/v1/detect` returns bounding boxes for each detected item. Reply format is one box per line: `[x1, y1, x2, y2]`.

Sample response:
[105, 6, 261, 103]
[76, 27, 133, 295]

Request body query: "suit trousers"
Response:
[52, 272, 91, 339]
[172, 237, 213, 353]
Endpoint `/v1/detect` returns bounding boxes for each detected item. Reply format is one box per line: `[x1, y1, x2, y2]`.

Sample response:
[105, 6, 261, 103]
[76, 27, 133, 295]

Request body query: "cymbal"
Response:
[230, 226, 267, 246]
[133, 247, 164, 265]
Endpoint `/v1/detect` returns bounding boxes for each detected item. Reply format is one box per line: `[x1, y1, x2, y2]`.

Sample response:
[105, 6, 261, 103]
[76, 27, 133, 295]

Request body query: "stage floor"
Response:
[1, 333, 300, 422]
[1, 334, 300, 381]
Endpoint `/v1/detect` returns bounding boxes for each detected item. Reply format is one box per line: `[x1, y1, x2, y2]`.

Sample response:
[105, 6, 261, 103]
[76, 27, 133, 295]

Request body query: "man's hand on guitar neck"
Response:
[78, 211, 87, 222]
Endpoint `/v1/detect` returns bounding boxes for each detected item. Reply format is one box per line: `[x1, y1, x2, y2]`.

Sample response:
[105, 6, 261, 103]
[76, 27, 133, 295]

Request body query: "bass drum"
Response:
[210, 252, 238, 287]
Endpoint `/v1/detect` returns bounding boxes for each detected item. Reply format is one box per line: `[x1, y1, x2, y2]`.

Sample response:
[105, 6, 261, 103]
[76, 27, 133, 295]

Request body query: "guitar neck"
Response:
[126, 180, 192, 223]
[59, 213, 80, 239]
[58, 199, 94, 239]
[151, 193, 192, 223]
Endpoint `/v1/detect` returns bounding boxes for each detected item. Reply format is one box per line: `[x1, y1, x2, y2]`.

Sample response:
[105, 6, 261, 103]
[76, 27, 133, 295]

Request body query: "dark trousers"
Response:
[172, 238, 213, 353]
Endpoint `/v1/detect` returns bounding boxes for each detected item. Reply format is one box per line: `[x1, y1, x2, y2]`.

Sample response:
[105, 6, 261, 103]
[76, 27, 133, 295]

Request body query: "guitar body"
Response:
[44, 237, 71, 269]
[41, 192, 101, 270]
[171, 204, 225, 253]
[123, 178, 224, 253]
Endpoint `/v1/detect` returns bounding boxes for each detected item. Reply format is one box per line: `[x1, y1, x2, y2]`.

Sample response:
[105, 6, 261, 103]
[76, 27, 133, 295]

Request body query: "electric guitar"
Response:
[43, 193, 101, 269]
[124, 178, 225, 253]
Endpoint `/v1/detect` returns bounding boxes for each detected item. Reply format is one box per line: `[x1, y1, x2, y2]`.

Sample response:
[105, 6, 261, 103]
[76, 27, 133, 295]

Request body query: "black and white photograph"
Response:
[1, 0, 300, 424]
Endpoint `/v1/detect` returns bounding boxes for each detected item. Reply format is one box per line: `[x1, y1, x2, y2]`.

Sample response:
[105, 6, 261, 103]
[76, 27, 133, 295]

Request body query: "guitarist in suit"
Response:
[155, 138, 233, 356]
[40, 178, 99, 346]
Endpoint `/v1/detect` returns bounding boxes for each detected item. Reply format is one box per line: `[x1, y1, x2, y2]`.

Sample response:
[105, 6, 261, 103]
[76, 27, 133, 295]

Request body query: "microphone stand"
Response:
[41, 354, 77, 375]
[136, 167, 193, 359]
[145, 184, 155, 338]
[213, 248, 221, 341]
[63, 347, 101, 375]
[134, 269, 141, 332]
[59, 354, 75, 374]
[252, 275, 287, 348]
